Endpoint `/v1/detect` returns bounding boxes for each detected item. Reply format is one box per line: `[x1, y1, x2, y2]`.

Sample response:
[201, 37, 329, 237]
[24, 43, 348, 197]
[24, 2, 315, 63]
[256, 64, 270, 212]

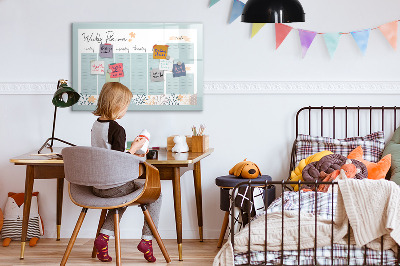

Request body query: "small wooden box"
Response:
[191, 135, 209, 153]
[167, 135, 192, 151]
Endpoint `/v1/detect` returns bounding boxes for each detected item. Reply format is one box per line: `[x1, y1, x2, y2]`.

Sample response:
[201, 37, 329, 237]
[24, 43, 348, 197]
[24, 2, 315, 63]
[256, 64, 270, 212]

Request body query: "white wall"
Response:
[1, 0, 400, 239]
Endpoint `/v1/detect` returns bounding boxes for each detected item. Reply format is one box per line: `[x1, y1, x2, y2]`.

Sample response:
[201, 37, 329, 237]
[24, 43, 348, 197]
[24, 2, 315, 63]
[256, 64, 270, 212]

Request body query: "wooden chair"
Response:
[60, 146, 171, 265]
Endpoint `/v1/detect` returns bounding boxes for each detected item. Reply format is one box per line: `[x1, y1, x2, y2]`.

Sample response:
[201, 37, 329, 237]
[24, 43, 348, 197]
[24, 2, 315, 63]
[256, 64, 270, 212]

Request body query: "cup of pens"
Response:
[191, 124, 209, 152]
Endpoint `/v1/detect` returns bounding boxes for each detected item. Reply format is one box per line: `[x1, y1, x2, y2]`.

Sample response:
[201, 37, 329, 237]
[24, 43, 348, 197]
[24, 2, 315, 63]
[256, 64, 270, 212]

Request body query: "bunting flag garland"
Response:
[275, 23, 293, 49]
[298, 29, 317, 58]
[351, 29, 370, 55]
[323, 33, 341, 58]
[229, 0, 245, 24]
[209, 0, 220, 8]
[251, 23, 266, 38]
[378, 21, 398, 50]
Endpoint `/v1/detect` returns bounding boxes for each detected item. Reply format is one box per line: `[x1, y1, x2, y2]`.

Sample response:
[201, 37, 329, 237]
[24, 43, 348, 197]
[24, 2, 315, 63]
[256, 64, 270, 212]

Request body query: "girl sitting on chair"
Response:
[91, 82, 161, 263]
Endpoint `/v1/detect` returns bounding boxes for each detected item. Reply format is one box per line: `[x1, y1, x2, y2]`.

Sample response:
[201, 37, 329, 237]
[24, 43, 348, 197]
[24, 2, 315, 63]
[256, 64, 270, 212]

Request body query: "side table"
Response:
[215, 175, 275, 248]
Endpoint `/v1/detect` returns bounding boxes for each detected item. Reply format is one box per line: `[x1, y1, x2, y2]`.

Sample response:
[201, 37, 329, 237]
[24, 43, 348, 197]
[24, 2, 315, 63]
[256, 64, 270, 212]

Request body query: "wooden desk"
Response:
[10, 147, 213, 261]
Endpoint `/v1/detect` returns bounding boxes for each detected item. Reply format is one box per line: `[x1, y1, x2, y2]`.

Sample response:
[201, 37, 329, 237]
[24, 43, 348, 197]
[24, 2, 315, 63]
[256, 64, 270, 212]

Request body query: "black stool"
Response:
[215, 175, 275, 248]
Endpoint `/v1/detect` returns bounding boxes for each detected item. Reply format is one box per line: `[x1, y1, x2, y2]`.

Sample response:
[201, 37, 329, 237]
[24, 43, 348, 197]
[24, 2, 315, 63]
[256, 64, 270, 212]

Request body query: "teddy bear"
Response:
[1, 192, 44, 247]
[172, 135, 189, 153]
[229, 159, 261, 179]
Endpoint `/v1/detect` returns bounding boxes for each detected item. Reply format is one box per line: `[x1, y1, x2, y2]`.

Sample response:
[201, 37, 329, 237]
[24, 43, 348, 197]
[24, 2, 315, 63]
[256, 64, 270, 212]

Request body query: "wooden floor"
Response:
[0, 239, 221, 265]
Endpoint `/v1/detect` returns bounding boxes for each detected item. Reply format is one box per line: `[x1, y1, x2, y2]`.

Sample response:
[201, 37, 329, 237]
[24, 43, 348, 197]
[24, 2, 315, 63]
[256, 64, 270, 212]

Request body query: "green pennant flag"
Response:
[209, 0, 221, 7]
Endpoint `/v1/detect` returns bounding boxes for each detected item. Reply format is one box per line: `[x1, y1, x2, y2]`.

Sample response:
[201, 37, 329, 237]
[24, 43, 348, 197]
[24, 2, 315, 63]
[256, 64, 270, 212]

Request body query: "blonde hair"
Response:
[93, 82, 133, 120]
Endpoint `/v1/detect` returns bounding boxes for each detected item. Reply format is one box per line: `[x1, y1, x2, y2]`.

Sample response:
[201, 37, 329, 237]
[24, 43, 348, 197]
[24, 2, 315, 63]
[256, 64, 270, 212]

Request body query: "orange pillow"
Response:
[347, 146, 391, 180]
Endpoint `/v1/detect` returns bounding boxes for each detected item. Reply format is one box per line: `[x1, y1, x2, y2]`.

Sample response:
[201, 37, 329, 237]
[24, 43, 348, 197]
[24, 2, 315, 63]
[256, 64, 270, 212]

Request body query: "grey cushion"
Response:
[69, 180, 145, 208]
[382, 126, 400, 184]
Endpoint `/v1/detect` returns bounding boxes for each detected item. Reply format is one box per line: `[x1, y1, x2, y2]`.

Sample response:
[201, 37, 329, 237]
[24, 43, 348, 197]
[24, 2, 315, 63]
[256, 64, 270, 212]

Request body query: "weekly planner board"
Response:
[72, 23, 203, 111]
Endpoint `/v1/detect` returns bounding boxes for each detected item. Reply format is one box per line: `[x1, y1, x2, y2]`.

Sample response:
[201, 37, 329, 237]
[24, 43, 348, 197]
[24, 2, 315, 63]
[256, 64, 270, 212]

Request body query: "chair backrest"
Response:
[62, 146, 145, 188]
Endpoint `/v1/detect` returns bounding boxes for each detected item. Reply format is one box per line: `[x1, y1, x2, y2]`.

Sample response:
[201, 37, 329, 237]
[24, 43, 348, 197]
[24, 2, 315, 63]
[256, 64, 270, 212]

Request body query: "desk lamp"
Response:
[38, 79, 80, 154]
[241, 0, 305, 23]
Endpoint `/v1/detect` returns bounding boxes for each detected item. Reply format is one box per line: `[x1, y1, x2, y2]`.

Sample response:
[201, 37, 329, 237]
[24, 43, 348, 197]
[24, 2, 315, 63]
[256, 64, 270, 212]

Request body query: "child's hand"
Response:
[129, 137, 147, 155]
[134, 149, 149, 157]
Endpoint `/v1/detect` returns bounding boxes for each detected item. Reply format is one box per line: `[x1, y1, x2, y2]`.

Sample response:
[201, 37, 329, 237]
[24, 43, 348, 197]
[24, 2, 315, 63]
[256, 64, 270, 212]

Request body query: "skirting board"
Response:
[1, 81, 400, 94]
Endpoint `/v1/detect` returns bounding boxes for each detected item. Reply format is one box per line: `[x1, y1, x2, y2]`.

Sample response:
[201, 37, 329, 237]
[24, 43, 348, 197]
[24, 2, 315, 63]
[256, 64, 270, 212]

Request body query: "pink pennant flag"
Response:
[298, 29, 317, 58]
[275, 23, 293, 49]
[378, 21, 398, 50]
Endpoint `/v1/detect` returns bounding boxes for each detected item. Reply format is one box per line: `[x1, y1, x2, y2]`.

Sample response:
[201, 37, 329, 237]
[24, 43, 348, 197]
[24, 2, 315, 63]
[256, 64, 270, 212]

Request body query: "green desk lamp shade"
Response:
[38, 80, 80, 154]
[241, 0, 305, 23]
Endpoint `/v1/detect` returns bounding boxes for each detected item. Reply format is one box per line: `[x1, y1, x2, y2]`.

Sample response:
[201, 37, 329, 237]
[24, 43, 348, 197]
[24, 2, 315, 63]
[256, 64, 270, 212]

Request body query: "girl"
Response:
[91, 82, 161, 263]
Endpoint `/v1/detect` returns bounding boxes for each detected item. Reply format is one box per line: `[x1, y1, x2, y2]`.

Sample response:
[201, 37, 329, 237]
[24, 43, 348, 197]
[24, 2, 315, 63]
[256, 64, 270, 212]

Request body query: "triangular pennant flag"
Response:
[275, 23, 293, 49]
[229, 0, 245, 24]
[351, 29, 370, 55]
[323, 33, 341, 58]
[209, 0, 220, 7]
[251, 23, 266, 38]
[298, 29, 317, 58]
[378, 21, 398, 50]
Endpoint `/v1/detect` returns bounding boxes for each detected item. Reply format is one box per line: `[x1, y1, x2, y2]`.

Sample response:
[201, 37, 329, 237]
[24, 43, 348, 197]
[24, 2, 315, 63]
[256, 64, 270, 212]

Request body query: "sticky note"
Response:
[159, 57, 174, 71]
[172, 63, 186, 77]
[153, 45, 169, 59]
[90, 61, 105, 75]
[106, 72, 120, 82]
[150, 68, 165, 82]
[100, 43, 113, 58]
[109, 63, 124, 78]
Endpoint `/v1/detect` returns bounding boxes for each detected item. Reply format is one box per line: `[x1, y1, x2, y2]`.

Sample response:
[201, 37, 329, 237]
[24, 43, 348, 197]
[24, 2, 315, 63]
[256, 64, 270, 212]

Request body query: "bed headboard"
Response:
[290, 106, 400, 179]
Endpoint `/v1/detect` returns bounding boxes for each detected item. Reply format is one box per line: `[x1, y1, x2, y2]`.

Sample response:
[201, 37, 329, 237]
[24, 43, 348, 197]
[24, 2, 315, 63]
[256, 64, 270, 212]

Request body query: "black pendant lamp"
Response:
[242, 0, 305, 23]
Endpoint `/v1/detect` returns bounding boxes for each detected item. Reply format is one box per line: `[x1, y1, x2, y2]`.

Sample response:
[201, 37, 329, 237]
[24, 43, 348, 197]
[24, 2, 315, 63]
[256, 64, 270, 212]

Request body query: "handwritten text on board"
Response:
[159, 57, 174, 71]
[109, 63, 124, 78]
[100, 43, 113, 58]
[150, 69, 165, 82]
[172, 63, 186, 77]
[153, 45, 169, 59]
[90, 61, 105, 75]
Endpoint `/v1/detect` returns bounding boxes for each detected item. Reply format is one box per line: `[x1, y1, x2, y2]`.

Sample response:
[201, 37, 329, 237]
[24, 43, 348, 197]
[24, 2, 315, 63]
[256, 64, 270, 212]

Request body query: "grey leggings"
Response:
[92, 180, 162, 240]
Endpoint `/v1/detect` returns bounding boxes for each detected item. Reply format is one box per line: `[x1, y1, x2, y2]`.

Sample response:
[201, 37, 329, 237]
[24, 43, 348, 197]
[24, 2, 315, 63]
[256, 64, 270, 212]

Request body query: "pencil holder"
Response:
[191, 135, 209, 153]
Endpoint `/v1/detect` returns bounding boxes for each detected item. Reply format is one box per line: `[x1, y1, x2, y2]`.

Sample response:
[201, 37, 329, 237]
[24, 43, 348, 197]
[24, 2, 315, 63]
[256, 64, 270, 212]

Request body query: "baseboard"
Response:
[1, 81, 400, 94]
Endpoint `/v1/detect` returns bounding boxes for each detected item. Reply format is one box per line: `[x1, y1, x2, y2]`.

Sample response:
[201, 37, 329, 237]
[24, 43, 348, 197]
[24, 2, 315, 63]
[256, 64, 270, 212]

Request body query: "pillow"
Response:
[382, 126, 400, 184]
[295, 131, 385, 166]
[348, 146, 391, 180]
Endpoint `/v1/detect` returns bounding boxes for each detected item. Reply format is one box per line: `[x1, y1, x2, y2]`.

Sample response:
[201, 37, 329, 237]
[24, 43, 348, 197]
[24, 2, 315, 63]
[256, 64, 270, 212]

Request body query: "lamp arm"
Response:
[50, 105, 57, 148]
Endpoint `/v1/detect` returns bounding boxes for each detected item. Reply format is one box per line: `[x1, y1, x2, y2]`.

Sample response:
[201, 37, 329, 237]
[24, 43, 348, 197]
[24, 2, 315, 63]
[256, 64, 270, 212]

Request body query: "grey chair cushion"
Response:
[69, 180, 145, 208]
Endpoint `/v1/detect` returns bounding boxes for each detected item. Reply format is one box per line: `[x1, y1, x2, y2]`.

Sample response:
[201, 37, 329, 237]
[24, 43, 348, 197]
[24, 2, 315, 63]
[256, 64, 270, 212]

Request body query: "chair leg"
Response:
[91, 209, 108, 258]
[60, 208, 88, 266]
[141, 205, 171, 263]
[217, 211, 230, 248]
[114, 209, 121, 266]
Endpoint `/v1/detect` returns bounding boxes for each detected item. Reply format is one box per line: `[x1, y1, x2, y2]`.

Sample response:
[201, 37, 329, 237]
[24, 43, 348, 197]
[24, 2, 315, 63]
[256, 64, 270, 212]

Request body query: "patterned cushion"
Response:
[295, 131, 385, 166]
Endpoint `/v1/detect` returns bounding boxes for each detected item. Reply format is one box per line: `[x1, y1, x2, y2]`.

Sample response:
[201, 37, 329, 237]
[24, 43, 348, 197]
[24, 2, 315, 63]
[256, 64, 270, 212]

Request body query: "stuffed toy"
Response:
[348, 146, 391, 180]
[317, 160, 360, 193]
[229, 159, 261, 179]
[289, 150, 333, 191]
[172, 135, 189, 153]
[1, 192, 44, 247]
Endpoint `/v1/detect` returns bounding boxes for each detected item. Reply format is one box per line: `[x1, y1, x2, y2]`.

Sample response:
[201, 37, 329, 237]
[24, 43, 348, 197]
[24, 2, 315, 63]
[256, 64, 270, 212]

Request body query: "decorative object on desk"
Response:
[167, 135, 192, 151]
[241, 0, 305, 23]
[229, 159, 261, 179]
[146, 150, 158, 160]
[38, 79, 80, 154]
[1, 192, 43, 247]
[73, 23, 203, 111]
[172, 135, 189, 153]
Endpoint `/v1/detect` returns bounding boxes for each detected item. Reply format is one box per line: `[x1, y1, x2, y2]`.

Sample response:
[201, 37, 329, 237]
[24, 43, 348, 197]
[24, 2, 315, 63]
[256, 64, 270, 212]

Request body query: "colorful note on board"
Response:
[100, 43, 113, 58]
[106, 72, 119, 82]
[150, 69, 165, 82]
[153, 45, 169, 59]
[109, 63, 124, 78]
[159, 57, 174, 71]
[90, 61, 105, 75]
[172, 63, 186, 77]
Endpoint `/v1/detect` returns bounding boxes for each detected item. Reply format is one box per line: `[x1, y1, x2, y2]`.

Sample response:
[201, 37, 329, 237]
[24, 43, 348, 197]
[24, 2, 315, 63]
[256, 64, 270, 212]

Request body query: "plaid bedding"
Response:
[234, 191, 397, 265]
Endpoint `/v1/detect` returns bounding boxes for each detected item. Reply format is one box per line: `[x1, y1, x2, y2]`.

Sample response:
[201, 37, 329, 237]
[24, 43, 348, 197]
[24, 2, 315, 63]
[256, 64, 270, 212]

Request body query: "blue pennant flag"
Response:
[229, 0, 245, 24]
[323, 33, 341, 58]
[209, 0, 221, 7]
[351, 29, 371, 55]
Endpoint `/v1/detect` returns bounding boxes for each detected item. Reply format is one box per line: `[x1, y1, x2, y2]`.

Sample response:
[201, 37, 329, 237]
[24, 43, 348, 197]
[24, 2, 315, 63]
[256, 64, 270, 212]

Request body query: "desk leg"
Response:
[172, 167, 183, 261]
[20, 165, 35, 259]
[193, 161, 203, 242]
[56, 178, 64, 241]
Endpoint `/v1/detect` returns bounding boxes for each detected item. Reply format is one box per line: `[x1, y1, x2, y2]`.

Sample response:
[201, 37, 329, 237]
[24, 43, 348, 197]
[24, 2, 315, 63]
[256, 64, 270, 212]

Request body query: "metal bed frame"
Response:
[230, 106, 400, 266]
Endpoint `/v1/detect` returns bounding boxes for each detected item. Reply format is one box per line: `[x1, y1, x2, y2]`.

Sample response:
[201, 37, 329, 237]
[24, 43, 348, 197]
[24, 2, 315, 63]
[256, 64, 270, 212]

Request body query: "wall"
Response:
[1, 0, 400, 239]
